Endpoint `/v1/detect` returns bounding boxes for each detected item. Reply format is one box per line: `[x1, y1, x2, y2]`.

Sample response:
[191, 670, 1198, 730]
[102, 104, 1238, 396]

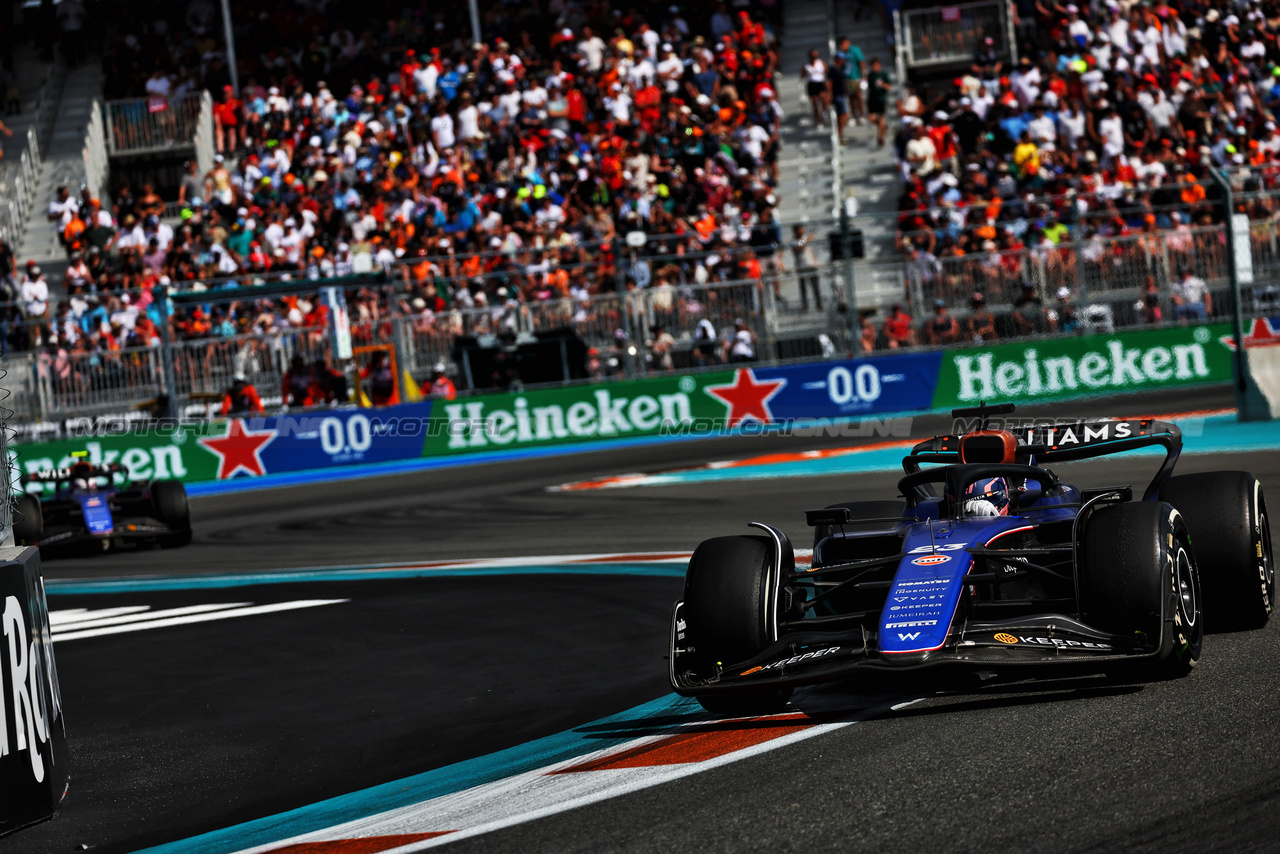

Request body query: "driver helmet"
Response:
[963, 476, 1010, 517]
[71, 460, 94, 490]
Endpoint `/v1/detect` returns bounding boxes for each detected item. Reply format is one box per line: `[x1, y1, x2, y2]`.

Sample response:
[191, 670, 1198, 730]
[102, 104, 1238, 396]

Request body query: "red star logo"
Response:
[704, 369, 786, 427]
[1221, 317, 1280, 350]
[198, 419, 276, 479]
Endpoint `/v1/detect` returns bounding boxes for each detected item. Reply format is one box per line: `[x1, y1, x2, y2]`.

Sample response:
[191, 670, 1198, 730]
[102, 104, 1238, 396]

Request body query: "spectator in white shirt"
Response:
[456, 92, 482, 141]
[431, 102, 455, 151]
[578, 27, 606, 72]
[47, 186, 79, 226]
[20, 263, 48, 319]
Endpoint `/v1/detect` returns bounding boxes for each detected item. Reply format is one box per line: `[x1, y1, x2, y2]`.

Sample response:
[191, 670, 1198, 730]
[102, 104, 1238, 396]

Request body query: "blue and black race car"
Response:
[14, 458, 192, 553]
[669, 404, 1274, 715]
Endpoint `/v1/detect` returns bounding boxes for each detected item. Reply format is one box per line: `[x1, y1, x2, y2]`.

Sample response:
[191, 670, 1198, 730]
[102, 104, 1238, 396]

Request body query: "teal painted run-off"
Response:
[44, 561, 686, 596]
[135, 693, 703, 854]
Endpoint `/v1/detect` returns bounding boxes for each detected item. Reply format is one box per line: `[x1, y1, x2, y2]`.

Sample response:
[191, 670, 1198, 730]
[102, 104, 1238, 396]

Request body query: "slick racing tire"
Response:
[683, 535, 791, 716]
[150, 480, 192, 549]
[1158, 472, 1273, 631]
[812, 500, 907, 549]
[1082, 501, 1202, 679]
[13, 493, 43, 546]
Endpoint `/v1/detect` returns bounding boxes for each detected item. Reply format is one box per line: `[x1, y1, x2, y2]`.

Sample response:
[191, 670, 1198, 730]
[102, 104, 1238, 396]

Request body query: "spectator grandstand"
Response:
[2, 0, 1277, 424]
[2, 0, 797, 415]
[879, 0, 1280, 344]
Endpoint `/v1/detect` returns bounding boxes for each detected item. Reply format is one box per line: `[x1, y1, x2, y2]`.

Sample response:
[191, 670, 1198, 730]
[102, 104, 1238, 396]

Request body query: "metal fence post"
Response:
[1005, 0, 1019, 66]
[157, 286, 180, 418]
[840, 202, 857, 343]
[1072, 203, 1088, 305]
[389, 301, 412, 395]
[1207, 168, 1249, 414]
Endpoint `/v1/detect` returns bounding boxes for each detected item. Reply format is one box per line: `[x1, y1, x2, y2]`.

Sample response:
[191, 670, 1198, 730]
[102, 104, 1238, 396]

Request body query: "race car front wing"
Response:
[668, 602, 1163, 695]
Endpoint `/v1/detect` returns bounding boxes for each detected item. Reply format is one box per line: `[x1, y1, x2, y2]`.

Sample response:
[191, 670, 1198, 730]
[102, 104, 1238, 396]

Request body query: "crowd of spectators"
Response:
[3, 0, 794, 391]
[869, 0, 1280, 343]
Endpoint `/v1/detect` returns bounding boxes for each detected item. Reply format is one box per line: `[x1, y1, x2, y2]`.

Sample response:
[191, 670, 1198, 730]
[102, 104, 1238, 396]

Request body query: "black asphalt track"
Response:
[12, 385, 1280, 852]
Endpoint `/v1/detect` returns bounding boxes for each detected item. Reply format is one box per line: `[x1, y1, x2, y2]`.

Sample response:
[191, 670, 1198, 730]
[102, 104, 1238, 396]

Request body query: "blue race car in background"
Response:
[669, 404, 1275, 715]
[14, 458, 192, 552]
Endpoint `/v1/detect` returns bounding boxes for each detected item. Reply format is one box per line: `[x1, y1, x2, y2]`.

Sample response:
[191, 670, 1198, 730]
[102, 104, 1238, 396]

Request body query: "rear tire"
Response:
[812, 500, 907, 549]
[682, 535, 791, 715]
[13, 493, 43, 545]
[1082, 501, 1202, 679]
[1158, 472, 1273, 631]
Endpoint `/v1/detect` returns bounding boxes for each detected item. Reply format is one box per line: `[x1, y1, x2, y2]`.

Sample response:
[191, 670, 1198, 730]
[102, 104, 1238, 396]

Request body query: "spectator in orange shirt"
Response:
[361, 350, 400, 406]
[222, 374, 265, 415]
[883, 303, 916, 348]
[428, 363, 457, 399]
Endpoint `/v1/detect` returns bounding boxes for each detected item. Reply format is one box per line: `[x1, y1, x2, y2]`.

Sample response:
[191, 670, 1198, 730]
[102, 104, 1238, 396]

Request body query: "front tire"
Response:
[1082, 501, 1202, 679]
[150, 481, 192, 549]
[1159, 472, 1273, 630]
[682, 535, 791, 715]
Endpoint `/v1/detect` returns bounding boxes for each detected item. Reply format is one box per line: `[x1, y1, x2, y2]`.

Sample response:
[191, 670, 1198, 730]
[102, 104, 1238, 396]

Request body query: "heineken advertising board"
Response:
[931, 324, 1233, 407]
[9, 326, 1236, 488]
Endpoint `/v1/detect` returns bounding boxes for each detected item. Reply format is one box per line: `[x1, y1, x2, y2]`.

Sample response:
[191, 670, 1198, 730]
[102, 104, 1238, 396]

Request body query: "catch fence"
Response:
[894, 0, 1017, 84]
[11, 208, 1280, 425]
[105, 92, 208, 157]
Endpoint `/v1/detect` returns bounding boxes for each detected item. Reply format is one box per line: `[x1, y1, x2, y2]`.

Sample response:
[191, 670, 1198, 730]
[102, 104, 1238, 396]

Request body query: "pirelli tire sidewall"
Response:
[1162, 510, 1203, 675]
[1083, 501, 1202, 677]
[680, 535, 791, 716]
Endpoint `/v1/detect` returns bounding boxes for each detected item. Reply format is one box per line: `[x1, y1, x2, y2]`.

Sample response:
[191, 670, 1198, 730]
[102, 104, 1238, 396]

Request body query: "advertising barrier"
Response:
[424, 353, 940, 454]
[10, 327, 1236, 489]
[15, 404, 434, 493]
[0, 546, 69, 837]
[931, 323, 1233, 408]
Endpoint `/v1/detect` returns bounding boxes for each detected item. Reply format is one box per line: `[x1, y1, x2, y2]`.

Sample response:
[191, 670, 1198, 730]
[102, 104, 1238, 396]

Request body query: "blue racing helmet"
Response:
[964, 476, 1010, 516]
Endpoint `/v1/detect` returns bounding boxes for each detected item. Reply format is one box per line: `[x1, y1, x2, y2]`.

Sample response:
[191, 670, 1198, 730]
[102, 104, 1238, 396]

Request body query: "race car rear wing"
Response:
[23, 462, 125, 485]
[905, 418, 1182, 501]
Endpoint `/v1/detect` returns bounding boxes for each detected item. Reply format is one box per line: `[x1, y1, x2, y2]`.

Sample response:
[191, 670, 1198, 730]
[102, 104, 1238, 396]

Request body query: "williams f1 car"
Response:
[14, 458, 192, 552]
[669, 404, 1274, 715]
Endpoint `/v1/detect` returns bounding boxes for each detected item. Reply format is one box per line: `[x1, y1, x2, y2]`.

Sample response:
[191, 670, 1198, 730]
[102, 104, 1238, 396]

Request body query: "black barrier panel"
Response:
[0, 546, 69, 837]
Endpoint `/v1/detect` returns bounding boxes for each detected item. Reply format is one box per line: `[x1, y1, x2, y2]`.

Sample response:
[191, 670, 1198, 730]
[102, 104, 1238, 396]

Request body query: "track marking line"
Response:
[264, 834, 455, 853]
[46, 551, 814, 596]
[51, 603, 249, 633]
[49, 606, 151, 625]
[51, 600, 349, 642]
[234, 700, 921, 854]
[551, 714, 815, 771]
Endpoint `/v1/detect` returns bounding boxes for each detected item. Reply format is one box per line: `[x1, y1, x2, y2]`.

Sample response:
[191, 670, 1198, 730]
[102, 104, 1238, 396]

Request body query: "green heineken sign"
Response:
[425, 371, 737, 454]
[13, 429, 222, 492]
[933, 324, 1233, 407]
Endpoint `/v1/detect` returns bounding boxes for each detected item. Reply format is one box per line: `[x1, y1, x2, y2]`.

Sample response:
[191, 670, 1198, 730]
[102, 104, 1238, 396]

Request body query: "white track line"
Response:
[237, 698, 923, 854]
[49, 606, 151, 625]
[51, 603, 249, 633]
[53, 600, 348, 642]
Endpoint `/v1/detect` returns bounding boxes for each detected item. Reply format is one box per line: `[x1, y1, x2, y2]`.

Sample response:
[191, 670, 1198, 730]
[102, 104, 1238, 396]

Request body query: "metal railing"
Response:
[105, 92, 206, 156]
[0, 127, 42, 247]
[895, 0, 1017, 70]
